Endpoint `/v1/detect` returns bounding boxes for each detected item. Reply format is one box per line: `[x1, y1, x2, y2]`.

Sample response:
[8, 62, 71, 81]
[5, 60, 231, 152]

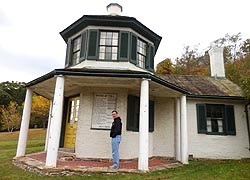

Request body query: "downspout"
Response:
[245, 101, 250, 150]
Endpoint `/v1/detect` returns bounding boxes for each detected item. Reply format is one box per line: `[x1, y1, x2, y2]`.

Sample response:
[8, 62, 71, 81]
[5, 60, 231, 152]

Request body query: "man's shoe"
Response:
[109, 165, 119, 169]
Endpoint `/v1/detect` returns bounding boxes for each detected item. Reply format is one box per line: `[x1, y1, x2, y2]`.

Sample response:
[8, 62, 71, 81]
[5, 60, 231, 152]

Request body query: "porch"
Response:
[13, 151, 181, 175]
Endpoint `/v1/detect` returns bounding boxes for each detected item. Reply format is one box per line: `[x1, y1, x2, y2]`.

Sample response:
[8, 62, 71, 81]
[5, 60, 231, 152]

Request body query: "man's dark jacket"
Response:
[110, 117, 122, 138]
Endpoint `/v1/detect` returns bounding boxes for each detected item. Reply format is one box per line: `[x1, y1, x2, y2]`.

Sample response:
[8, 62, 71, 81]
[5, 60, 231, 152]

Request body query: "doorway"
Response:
[64, 96, 80, 149]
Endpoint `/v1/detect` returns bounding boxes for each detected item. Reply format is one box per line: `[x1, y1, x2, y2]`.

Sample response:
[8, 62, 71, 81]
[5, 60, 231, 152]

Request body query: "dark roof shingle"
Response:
[157, 75, 243, 97]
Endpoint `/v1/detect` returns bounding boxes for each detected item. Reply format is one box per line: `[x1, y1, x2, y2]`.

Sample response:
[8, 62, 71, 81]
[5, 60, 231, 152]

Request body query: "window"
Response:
[99, 31, 118, 60]
[127, 95, 154, 132]
[196, 104, 236, 135]
[71, 36, 81, 65]
[137, 39, 147, 68]
[65, 30, 155, 72]
[68, 97, 80, 123]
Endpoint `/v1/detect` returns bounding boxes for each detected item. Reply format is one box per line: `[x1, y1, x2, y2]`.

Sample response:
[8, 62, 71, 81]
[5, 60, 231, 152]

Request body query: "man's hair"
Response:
[112, 110, 118, 114]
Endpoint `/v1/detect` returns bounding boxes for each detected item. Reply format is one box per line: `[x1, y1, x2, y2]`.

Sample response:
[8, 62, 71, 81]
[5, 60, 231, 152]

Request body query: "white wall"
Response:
[153, 97, 175, 157]
[187, 99, 250, 159]
[74, 87, 175, 159]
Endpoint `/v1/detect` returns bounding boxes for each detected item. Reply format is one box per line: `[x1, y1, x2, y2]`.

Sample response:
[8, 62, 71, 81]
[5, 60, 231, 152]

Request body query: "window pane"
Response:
[113, 32, 118, 39]
[106, 47, 112, 53]
[99, 46, 105, 53]
[211, 119, 219, 132]
[100, 39, 105, 45]
[73, 36, 81, 52]
[99, 53, 105, 59]
[105, 39, 112, 45]
[112, 39, 118, 46]
[105, 53, 111, 59]
[100, 32, 106, 38]
[107, 32, 112, 38]
[112, 47, 118, 53]
[112, 53, 117, 60]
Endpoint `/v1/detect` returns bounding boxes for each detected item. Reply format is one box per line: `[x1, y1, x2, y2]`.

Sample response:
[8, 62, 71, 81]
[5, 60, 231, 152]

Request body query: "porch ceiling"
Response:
[29, 75, 183, 100]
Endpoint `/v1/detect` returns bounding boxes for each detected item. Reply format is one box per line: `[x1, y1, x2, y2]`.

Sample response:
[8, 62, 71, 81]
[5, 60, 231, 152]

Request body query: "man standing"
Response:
[109, 110, 122, 169]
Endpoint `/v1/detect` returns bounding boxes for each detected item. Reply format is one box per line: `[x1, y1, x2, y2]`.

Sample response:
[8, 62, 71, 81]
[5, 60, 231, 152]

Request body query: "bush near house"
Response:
[0, 129, 250, 180]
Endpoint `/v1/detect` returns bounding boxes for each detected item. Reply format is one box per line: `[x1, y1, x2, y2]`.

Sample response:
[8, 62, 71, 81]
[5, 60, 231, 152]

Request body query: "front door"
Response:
[64, 96, 80, 149]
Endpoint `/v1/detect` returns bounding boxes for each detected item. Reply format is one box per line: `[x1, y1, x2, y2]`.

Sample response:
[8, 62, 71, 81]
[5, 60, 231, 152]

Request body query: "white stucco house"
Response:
[15, 3, 250, 171]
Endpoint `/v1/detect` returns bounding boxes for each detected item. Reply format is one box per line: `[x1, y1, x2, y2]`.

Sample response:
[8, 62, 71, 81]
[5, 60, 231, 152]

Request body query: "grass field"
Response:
[0, 129, 249, 180]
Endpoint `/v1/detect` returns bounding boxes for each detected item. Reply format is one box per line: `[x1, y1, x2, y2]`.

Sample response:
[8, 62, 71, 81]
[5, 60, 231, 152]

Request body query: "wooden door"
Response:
[64, 96, 80, 149]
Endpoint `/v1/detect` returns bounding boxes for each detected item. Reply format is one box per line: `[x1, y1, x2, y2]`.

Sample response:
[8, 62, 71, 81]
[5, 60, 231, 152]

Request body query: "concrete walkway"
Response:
[13, 151, 182, 176]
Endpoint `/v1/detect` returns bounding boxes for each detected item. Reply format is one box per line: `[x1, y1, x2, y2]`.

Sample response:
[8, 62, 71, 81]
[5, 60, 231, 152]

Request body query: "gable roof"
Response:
[157, 74, 244, 99]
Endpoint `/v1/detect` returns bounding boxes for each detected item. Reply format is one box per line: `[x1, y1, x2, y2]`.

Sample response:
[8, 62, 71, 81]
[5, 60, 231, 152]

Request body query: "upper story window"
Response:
[99, 31, 118, 60]
[196, 104, 236, 135]
[71, 36, 81, 65]
[65, 30, 155, 72]
[137, 39, 147, 68]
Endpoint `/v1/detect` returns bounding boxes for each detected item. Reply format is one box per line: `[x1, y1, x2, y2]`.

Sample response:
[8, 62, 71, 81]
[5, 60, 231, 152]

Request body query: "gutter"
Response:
[25, 69, 188, 94]
[245, 101, 250, 150]
[187, 94, 245, 101]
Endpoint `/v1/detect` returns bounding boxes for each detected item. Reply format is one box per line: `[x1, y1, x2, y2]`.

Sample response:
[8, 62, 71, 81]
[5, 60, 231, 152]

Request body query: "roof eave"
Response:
[25, 69, 187, 94]
[59, 15, 162, 51]
[187, 94, 246, 101]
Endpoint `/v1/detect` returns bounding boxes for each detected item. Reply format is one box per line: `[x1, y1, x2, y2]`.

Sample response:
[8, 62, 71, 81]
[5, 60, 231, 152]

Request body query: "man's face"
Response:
[112, 112, 118, 119]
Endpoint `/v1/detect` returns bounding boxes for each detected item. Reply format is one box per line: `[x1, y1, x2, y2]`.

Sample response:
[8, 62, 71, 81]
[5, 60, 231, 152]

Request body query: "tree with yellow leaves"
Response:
[30, 95, 50, 128]
[0, 101, 21, 132]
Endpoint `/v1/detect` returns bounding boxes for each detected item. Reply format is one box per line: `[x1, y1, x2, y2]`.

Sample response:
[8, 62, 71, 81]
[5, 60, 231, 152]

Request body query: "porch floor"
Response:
[13, 151, 182, 175]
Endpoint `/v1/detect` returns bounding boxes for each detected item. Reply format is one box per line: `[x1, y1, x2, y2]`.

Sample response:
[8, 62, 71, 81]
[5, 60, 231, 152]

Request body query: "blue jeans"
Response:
[111, 135, 121, 168]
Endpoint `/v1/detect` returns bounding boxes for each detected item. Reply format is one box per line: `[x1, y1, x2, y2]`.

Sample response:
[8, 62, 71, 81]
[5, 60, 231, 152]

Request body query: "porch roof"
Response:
[25, 68, 187, 99]
[26, 69, 245, 100]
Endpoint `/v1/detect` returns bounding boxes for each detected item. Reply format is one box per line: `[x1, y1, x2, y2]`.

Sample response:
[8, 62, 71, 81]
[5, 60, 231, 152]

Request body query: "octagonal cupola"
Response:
[60, 3, 162, 73]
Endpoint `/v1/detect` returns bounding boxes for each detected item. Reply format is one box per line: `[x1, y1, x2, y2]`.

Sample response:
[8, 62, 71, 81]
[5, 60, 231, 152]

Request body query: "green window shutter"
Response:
[65, 39, 72, 67]
[80, 31, 87, 62]
[149, 45, 155, 72]
[225, 105, 236, 135]
[119, 31, 130, 61]
[127, 95, 136, 131]
[130, 33, 137, 65]
[149, 100, 154, 132]
[196, 104, 207, 133]
[87, 29, 99, 60]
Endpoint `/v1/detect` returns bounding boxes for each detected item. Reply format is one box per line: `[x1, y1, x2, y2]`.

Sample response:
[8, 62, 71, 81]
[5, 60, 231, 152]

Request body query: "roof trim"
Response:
[59, 15, 162, 51]
[26, 69, 245, 100]
[26, 69, 188, 94]
[187, 94, 245, 101]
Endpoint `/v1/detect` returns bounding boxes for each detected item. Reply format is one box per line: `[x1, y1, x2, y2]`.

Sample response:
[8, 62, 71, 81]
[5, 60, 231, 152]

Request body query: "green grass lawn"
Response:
[0, 129, 249, 180]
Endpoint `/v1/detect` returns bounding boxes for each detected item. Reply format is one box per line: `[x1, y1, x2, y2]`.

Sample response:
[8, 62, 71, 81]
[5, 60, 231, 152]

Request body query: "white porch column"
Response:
[180, 95, 188, 164]
[138, 78, 149, 171]
[16, 88, 33, 157]
[45, 75, 64, 167]
[44, 100, 53, 151]
[175, 98, 181, 161]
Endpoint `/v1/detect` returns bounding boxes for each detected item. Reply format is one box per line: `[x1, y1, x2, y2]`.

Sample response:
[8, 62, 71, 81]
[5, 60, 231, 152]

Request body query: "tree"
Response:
[173, 45, 209, 76]
[240, 39, 250, 57]
[0, 101, 21, 132]
[212, 33, 242, 62]
[0, 89, 12, 107]
[30, 95, 50, 128]
[155, 58, 174, 74]
[0, 81, 26, 106]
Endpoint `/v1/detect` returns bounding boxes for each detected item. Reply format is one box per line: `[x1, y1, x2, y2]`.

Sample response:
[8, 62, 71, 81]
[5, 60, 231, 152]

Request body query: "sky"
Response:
[0, 0, 249, 83]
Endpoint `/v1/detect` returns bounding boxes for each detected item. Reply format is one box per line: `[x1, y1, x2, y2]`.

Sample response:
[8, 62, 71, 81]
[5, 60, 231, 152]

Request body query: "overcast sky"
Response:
[0, 0, 249, 83]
